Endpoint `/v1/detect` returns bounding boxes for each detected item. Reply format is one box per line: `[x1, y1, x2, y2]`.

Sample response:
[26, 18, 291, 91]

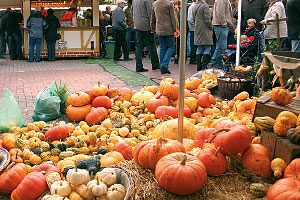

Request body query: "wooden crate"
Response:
[260, 131, 280, 159]
[274, 138, 300, 164]
[254, 96, 300, 119]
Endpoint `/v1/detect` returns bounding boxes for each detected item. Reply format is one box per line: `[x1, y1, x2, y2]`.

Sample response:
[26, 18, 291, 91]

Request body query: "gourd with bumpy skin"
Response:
[50, 180, 72, 197]
[106, 184, 126, 200]
[273, 117, 292, 136]
[46, 172, 62, 188]
[277, 111, 298, 127]
[86, 157, 100, 175]
[270, 87, 292, 106]
[249, 183, 267, 198]
[95, 168, 117, 186]
[66, 167, 90, 186]
[271, 158, 287, 178]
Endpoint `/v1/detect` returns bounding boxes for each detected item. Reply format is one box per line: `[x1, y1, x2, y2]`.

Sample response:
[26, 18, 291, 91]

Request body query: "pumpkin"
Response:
[283, 158, 300, 179]
[87, 179, 108, 196]
[254, 116, 276, 131]
[152, 118, 196, 139]
[106, 85, 120, 98]
[183, 138, 194, 152]
[193, 128, 217, 148]
[106, 184, 126, 200]
[214, 119, 240, 129]
[202, 107, 221, 116]
[131, 90, 155, 106]
[76, 184, 93, 200]
[196, 147, 228, 176]
[134, 138, 186, 169]
[69, 192, 84, 200]
[271, 158, 287, 178]
[277, 111, 298, 127]
[184, 97, 198, 111]
[270, 87, 292, 106]
[42, 194, 68, 200]
[159, 78, 179, 100]
[33, 162, 60, 176]
[66, 105, 92, 122]
[10, 148, 23, 157]
[118, 88, 133, 101]
[0, 163, 28, 194]
[213, 125, 251, 156]
[143, 84, 159, 94]
[113, 141, 133, 160]
[95, 168, 117, 186]
[28, 137, 41, 149]
[11, 152, 23, 163]
[297, 114, 300, 127]
[2, 134, 16, 150]
[46, 172, 62, 188]
[92, 82, 108, 96]
[155, 152, 207, 195]
[92, 96, 112, 109]
[85, 107, 109, 125]
[66, 167, 90, 186]
[85, 89, 97, 103]
[50, 180, 72, 197]
[195, 87, 210, 95]
[287, 127, 300, 144]
[146, 94, 169, 113]
[267, 178, 300, 200]
[45, 124, 70, 142]
[273, 117, 292, 136]
[241, 144, 271, 178]
[67, 92, 90, 107]
[29, 154, 42, 165]
[234, 91, 249, 101]
[185, 77, 201, 90]
[100, 151, 125, 167]
[11, 172, 47, 200]
[155, 106, 177, 119]
[197, 92, 211, 108]
[251, 136, 261, 144]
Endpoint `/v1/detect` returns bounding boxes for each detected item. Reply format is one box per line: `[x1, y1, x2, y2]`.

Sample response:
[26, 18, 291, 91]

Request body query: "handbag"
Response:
[56, 33, 61, 40]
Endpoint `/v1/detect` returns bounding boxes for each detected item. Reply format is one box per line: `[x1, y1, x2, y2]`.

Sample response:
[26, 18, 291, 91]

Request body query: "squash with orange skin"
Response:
[267, 178, 300, 200]
[197, 92, 211, 108]
[113, 141, 133, 160]
[66, 92, 90, 107]
[45, 124, 70, 142]
[91, 82, 108, 96]
[147, 94, 169, 113]
[85, 107, 108, 125]
[193, 128, 216, 148]
[277, 111, 298, 127]
[283, 158, 300, 180]
[92, 96, 112, 109]
[273, 117, 293, 136]
[66, 104, 92, 122]
[270, 87, 292, 106]
[2, 134, 16, 150]
[159, 78, 179, 100]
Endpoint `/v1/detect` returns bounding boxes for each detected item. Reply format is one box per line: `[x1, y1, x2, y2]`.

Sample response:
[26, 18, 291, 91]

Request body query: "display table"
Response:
[23, 27, 100, 58]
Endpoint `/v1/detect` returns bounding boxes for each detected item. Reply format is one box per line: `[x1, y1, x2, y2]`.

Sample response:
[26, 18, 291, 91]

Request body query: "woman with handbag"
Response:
[45, 9, 60, 61]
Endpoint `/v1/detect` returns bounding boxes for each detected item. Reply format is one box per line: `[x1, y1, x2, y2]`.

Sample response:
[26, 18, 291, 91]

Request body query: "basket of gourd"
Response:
[0, 148, 10, 172]
[39, 158, 135, 200]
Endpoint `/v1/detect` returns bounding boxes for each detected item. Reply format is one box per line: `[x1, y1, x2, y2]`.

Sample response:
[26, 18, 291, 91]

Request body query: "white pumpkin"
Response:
[106, 184, 126, 200]
[76, 184, 93, 200]
[50, 180, 72, 197]
[95, 168, 117, 186]
[69, 191, 84, 200]
[66, 168, 90, 186]
[87, 179, 108, 196]
[42, 194, 69, 200]
[46, 172, 62, 188]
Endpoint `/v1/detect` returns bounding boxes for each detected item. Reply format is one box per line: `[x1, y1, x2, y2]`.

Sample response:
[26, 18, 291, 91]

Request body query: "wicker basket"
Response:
[0, 148, 10, 172]
[229, 66, 252, 79]
[217, 76, 252, 100]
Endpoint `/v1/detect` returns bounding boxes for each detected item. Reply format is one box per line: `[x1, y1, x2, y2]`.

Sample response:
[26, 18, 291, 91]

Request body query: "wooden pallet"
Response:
[260, 131, 279, 159]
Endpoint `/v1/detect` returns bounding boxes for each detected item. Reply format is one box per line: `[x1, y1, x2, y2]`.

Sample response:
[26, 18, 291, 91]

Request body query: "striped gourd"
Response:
[15, 138, 27, 150]
[51, 148, 61, 156]
[40, 142, 50, 152]
[40, 152, 51, 161]
[254, 116, 276, 131]
[75, 147, 90, 155]
[59, 151, 75, 160]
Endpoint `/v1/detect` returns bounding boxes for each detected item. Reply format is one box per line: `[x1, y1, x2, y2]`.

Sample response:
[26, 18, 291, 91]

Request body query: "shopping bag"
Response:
[0, 90, 25, 132]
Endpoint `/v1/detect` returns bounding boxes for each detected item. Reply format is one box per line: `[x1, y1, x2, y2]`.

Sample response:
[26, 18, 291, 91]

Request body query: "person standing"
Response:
[152, 0, 178, 74]
[209, 0, 235, 68]
[105, 6, 113, 25]
[286, 0, 299, 52]
[124, 0, 135, 53]
[45, 9, 60, 61]
[0, 12, 6, 58]
[132, 0, 160, 72]
[112, 0, 131, 61]
[193, 0, 213, 71]
[187, 0, 197, 64]
[27, 7, 47, 62]
[242, 0, 268, 31]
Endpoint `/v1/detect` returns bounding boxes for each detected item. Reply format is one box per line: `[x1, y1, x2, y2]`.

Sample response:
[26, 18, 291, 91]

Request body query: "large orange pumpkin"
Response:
[134, 138, 186, 169]
[214, 119, 240, 129]
[118, 88, 133, 101]
[155, 152, 207, 195]
[92, 96, 112, 109]
[155, 106, 177, 119]
[11, 172, 47, 200]
[213, 125, 251, 156]
[196, 147, 228, 176]
[147, 94, 169, 113]
[197, 92, 211, 108]
[2, 134, 16, 150]
[66, 92, 90, 107]
[270, 87, 292, 106]
[0, 163, 28, 194]
[267, 178, 300, 200]
[297, 114, 300, 127]
[283, 158, 300, 180]
[45, 124, 70, 142]
[193, 128, 216, 148]
[241, 144, 271, 178]
[85, 107, 108, 125]
[66, 104, 92, 122]
[159, 78, 179, 100]
[114, 141, 133, 160]
[183, 138, 194, 152]
[33, 163, 60, 176]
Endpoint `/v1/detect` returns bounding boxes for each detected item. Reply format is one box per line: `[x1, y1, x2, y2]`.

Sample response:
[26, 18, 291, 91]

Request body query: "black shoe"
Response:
[136, 68, 148, 72]
[152, 66, 160, 70]
[124, 57, 133, 61]
[161, 68, 171, 74]
[189, 60, 196, 64]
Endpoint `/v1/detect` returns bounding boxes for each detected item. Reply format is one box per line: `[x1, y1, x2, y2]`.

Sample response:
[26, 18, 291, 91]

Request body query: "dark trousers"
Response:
[135, 30, 159, 70]
[8, 33, 23, 60]
[0, 35, 4, 58]
[113, 29, 129, 60]
[29, 37, 42, 62]
[189, 31, 197, 62]
[47, 40, 56, 61]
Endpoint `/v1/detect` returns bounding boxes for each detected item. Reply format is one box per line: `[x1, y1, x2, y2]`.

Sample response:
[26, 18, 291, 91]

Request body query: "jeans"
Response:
[8, 33, 23, 60]
[159, 35, 175, 69]
[29, 37, 42, 62]
[135, 30, 159, 70]
[210, 26, 229, 67]
[292, 40, 300, 52]
[189, 31, 197, 62]
[0, 35, 4, 58]
[196, 45, 211, 55]
[113, 29, 129, 60]
[187, 32, 190, 56]
[126, 28, 135, 52]
[47, 40, 56, 61]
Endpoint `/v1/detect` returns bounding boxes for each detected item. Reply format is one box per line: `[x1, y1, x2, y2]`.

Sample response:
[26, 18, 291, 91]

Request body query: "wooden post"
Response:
[92, 0, 99, 26]
[276, 13, 280, 51]
[22, 0, 31, 28]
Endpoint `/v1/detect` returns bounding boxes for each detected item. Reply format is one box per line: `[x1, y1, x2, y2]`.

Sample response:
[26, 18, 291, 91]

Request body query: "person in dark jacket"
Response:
[3, 10, 23, 60]
[287, 0, 300, 52]
[27, 7, 47, 62]
[45, 9, 60, 61]
[0, 12, 6, 58]
[242, 0, 268, 31]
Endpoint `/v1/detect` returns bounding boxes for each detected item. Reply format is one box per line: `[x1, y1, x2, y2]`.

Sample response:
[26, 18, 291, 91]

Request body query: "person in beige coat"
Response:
[151, 0, 178, 74]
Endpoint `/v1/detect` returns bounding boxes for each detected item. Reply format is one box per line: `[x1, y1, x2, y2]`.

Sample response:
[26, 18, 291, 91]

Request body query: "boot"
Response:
[196, 54, 203, 71]
[202, 54, 210, 70]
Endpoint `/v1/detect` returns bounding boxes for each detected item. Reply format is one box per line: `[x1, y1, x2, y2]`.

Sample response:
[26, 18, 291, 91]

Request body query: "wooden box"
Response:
[260, 131, 280, 159]
[274, 138, 300, 164]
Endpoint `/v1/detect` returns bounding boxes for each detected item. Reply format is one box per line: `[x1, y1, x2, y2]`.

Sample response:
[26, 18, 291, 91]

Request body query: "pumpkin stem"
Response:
[180, 155, 188, 165]
[97, 177, 100, 185]
[15, 151, 18, 159]
[107, 84, 110, 90]
[214, 146, 221, 156]
[54, 188, 58, 195]
[208, 128, 230, 143]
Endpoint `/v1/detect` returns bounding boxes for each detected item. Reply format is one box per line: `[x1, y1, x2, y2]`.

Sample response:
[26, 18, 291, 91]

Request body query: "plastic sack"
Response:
[0, 90, 25, 132]
[32, 82, 61, 122]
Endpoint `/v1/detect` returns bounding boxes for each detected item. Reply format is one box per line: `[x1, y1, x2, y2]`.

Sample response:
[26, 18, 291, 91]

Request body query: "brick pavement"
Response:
[0, 55, 198, 123]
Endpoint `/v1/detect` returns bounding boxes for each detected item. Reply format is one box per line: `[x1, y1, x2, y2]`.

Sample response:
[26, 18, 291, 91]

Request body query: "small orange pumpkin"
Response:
[66, 92, 90, 107]
[85, 107, 108, 125]
[159, 78, 179, 100]
[270, 87, 292, 106]
[66, 104, 92, 122]
[91, 82, 108, 96]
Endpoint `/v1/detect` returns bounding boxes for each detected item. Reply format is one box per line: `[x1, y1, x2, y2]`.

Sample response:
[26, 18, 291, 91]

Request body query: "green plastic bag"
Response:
[0, 90, 25, 132]
[32, 82, 62, 122]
